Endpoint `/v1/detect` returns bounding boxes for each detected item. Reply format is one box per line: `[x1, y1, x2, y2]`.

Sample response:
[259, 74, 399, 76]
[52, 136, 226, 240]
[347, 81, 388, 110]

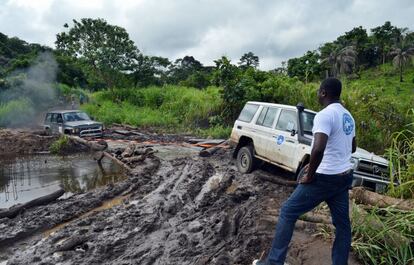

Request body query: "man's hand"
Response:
[299, 174, 314, 184]
[298, 164, 314, 184]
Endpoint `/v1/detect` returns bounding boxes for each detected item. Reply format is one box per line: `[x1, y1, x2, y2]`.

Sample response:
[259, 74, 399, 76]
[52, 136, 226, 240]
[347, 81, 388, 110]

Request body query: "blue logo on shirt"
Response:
[343, 113, 354, 135]
[277, 135, 284, 145]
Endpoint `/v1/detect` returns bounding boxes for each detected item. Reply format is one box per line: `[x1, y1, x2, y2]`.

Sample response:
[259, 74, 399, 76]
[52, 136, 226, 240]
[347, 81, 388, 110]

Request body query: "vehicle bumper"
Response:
[352, 171, 397, 186]
[79, 129, 103, 138]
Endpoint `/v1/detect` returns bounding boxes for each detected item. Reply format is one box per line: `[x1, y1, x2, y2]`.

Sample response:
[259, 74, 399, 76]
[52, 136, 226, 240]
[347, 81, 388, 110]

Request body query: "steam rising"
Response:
[0, 52, 58, 127]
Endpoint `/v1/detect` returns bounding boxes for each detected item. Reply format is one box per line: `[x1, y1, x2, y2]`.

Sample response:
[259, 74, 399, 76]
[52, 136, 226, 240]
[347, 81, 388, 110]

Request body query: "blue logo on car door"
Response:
[277, 135, 284, 145]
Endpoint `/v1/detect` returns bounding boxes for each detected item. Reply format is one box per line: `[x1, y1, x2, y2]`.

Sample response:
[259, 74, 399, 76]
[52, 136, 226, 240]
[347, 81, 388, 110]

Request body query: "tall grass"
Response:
[386, 124, 414, 198]
[82, 85, 225, 136]
[352, 203, 414, 264]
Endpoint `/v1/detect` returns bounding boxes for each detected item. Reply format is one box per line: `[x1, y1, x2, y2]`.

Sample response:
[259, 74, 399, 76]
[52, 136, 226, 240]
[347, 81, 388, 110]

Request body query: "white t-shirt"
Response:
[312, 103, 355, 175]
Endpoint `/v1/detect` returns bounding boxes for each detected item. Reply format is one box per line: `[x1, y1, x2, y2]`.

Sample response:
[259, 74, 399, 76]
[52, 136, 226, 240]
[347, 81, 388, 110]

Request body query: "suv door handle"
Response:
[286, 139, 295, 143]
[237, 125, 242, 130]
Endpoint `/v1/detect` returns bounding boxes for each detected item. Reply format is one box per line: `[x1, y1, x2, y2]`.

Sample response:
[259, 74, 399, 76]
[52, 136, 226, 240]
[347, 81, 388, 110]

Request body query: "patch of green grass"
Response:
[352, 203, 414, 265]
[195, 125, 232, 139]
[50, 135, 70, 154]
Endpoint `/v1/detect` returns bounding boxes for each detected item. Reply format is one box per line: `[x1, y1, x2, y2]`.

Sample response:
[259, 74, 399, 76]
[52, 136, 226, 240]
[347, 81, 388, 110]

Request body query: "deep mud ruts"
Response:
[0, 129, 362, 265]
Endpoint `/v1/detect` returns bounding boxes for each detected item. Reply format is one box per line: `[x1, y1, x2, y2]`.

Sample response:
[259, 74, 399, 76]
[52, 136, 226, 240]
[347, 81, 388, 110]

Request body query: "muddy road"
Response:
[0, 128, 362, 265]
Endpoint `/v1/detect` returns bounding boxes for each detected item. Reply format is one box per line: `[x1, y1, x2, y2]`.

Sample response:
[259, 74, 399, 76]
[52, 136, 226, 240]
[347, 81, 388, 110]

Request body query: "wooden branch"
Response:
[0, 189, 65, 219]
[350, 187, 414, 211]
[68, 136, 107, 151]
[299, 212, 332, 224]
[199, 146, 221, 157]
[258, 174, 297, 187]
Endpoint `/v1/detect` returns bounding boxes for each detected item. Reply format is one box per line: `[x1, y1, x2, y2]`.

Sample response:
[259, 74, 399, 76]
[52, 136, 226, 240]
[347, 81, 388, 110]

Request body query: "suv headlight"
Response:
[73, 128, 80, 133]
[350, 157, 358, 170]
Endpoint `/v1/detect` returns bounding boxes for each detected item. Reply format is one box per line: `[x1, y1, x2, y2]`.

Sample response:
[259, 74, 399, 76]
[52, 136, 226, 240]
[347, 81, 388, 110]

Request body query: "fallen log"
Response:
[0, 188, 65, 219]
[121, 143, 136, 158]
[299, 212, 332, 225]
[258, 174, 297, 187]
[102, 151, 132, 172]
[295, 219, 334, 232]
[68, 136, 107, 151]
[199, 146, 221, 157]
[53, 235, 90, 252]
[122, 155, 145, 164]
[350, 187, 414, 211]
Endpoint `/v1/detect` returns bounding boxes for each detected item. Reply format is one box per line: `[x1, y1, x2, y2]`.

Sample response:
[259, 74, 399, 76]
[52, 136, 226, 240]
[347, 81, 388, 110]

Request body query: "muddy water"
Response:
[0, 154, 125, 208]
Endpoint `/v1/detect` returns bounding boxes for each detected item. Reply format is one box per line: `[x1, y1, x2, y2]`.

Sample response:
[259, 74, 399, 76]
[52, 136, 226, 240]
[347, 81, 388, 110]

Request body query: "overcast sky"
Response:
[1, 0, 413, 70]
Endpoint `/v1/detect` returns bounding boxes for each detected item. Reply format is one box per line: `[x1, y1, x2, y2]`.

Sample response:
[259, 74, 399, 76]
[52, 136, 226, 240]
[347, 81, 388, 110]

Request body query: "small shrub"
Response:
[50, 135, 70, 154]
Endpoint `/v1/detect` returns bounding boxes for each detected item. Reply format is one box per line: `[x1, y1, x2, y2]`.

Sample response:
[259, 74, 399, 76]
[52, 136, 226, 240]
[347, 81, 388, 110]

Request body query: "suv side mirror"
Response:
[290, 129, 297, 136]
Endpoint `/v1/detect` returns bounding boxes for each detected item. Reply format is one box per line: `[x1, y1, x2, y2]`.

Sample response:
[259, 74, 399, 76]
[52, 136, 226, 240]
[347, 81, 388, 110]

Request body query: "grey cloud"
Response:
[1, 0, 414, 70]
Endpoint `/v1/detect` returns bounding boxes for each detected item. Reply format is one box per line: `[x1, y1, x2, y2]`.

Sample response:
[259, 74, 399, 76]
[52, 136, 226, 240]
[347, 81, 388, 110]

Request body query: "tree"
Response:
[287, 50, 321, 82]
[238, 52, 260, 69]
[371, 21, 400, 65]
[168, 56, 203, 84]
[55, 18, 140, 88]
[389, 30, 414, 82]
[132, 55, 170, 87]
[321, 46, 357, 77]
[213, 56, 243, 120]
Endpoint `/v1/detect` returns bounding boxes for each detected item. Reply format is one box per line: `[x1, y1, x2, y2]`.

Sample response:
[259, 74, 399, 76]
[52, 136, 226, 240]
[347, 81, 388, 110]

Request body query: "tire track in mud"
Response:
[4, 149, 362, 265]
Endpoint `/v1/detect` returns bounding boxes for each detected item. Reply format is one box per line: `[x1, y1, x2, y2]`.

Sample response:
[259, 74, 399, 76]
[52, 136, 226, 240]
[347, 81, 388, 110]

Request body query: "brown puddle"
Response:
[43, 194, 129, 238]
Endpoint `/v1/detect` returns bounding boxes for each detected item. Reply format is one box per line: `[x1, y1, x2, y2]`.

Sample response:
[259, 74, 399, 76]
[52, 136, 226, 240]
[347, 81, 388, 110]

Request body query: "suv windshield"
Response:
[63, 112, 91, 122]
[301, 111, 315, 136]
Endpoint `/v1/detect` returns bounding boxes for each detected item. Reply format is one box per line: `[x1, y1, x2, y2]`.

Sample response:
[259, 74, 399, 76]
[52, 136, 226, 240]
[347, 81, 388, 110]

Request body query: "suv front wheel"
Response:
[237, 145, 256, 173]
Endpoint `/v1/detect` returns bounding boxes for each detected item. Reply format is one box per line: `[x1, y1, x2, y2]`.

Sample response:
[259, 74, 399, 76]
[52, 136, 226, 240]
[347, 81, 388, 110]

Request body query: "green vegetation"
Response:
[352, 204, 414, 264]
[1, 16, 414, 265]
[49, 135, 70, 154]
[0, 98, 34, 127]
[82, 85, 224, 135]
[386, 122, 414, 199]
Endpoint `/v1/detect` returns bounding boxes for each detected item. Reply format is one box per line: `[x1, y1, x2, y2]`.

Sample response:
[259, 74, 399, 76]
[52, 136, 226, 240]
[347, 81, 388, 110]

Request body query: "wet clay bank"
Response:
[1, 128, 361, 265]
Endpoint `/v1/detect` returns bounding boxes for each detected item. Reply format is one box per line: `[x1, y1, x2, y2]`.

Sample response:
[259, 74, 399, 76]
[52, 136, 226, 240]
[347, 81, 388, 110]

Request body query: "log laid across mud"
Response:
[0, 188, 65, 219]
[350, 187, 414, 211]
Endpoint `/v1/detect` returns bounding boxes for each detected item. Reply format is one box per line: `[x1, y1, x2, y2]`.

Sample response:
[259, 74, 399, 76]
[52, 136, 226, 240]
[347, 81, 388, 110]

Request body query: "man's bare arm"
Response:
[299, 132, 328, 184]
[352, 137, 356, 153]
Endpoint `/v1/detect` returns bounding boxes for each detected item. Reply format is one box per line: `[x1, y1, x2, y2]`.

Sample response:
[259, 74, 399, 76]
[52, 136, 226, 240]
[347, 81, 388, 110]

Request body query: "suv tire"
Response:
[296, 163, 308, 181]
[237, 145, 256, 173]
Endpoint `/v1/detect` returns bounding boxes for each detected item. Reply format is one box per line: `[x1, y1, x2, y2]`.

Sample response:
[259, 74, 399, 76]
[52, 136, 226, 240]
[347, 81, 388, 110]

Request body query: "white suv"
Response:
[230, 101, 392, 192]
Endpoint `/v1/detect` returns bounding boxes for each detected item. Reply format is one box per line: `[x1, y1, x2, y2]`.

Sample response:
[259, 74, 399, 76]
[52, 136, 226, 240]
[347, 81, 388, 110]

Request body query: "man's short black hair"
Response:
[320, 77, 342, 99]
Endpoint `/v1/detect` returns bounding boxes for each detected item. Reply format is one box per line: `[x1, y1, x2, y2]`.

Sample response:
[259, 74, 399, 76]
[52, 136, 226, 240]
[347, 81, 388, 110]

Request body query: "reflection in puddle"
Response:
[0, 154, 126, 208]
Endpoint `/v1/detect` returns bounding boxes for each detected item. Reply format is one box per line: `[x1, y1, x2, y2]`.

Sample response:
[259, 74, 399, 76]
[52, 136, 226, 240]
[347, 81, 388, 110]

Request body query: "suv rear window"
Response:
[238, 104, 259, 123]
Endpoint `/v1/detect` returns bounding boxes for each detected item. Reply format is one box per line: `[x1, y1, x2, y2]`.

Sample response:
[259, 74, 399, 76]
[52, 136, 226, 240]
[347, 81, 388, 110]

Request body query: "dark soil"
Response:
[0, 129, 362, 265]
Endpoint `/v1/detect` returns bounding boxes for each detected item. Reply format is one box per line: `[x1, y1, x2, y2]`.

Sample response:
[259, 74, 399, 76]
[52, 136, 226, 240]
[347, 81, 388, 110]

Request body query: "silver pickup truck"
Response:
[230, 101, 393, 192]
[44, 110, 103, 138]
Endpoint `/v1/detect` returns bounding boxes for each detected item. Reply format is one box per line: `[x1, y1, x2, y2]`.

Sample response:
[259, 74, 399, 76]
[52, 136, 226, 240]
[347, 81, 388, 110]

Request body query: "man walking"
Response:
[254, 77, 356, 265]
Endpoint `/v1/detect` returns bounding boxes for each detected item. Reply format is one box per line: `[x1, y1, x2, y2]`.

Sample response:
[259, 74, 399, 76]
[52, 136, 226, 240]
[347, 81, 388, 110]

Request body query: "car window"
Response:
[263, 107, 278, 127]
[51, 113, 58, 123]
[238, 104, 259, 123]
[276, 110, 297, 132]
[57, 114, 63, 123]
[256, 107, 267, 125]
[45, 113, 52, 123]
[63, 112, 91, 121]
[301, 111, 315, 135]
[257, 107, 278, 128]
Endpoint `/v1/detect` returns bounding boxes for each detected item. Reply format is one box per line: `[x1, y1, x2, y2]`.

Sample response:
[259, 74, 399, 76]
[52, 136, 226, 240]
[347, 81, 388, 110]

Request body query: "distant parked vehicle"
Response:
[44, 110, 103, 138]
